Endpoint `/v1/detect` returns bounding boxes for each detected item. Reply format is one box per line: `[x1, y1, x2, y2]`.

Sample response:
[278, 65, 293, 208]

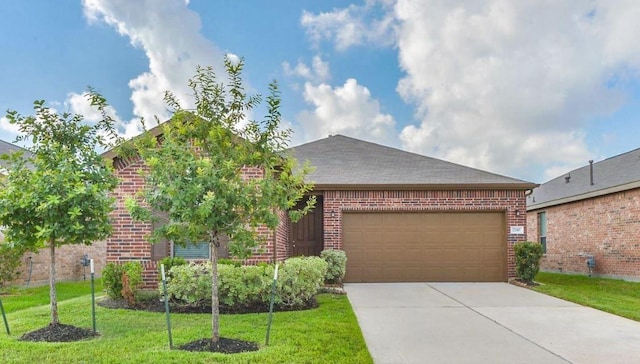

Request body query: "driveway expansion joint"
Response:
[425, 283, 572, 364]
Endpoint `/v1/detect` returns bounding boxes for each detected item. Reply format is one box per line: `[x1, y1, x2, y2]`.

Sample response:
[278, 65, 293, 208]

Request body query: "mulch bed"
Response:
[19, 323, 98, 342]
[179, 337, 259, 354]
[509, 278, 541, 288]
[97, 296, 318, 314]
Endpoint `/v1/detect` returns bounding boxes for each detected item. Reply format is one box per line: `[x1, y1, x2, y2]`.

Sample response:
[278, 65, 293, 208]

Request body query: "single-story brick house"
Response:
[526, 148, 640, 281]
[105, 133, 536, 287]
[0, 139, 106, 286]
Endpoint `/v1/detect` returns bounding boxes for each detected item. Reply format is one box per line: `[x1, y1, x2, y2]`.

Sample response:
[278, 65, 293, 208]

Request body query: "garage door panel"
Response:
[343, 212, 506, 282]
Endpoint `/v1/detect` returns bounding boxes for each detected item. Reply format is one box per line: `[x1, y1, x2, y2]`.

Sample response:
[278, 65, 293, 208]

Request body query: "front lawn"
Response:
[0, 282, 372, 364]
[534, 272, 640, 321]
[1, 280, 102, 313]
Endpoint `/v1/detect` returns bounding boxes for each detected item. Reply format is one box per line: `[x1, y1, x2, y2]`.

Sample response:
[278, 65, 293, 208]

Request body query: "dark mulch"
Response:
[510, 278, 540, 288]
[19, 323, 98, 342]
[179, 337, 259, 354]
[98, 296, 318, 315]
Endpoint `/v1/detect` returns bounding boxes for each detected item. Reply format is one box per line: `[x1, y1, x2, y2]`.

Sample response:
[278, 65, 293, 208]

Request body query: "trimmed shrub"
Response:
[164, 257, 328, 310]
[164, 262, 212, 306]
[158, 256, 187, 280]
[320, 249, 347, 284]
[514, 241, 544, 282]
[218, 264, 271, 308]
[277, 256, 328, 307]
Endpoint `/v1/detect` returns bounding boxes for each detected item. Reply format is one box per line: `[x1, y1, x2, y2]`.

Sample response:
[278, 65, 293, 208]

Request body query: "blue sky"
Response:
[1, 0, 639, 183]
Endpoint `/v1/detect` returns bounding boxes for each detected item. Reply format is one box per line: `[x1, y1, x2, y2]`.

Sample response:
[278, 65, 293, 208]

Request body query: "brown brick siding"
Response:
[107, 158, 281, 289]
[322, 189, 528, 279]
[12, 241, 106, 286]
[527, 187, 640, 280]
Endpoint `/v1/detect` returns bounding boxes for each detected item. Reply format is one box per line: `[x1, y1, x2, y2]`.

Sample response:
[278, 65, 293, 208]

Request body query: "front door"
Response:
[290, 196, 323, 256]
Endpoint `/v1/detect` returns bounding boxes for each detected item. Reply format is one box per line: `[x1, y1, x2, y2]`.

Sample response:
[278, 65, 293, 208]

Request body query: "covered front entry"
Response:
[342, 211, 506, 282]
[290, 196, 324, 256]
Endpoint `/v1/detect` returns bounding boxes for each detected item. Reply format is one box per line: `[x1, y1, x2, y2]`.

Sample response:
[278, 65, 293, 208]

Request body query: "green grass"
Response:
[0, 282, 372, 364]
[1, 280, 103, 313]
[534, 272, 640, 321]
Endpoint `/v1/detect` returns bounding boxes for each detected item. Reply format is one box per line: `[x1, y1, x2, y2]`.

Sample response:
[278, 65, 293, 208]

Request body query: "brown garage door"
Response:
[342, 212, 506, 282]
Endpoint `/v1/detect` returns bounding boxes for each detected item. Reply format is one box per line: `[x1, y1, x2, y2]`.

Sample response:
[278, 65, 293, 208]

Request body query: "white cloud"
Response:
[301, 0, 396, 50]
[296, 78, 397, 145]
[82, 0, 224, 127]
[303, 1, 640, 181]
[392, 0, 640, 180]
[0, 116, 21, 139]
[65, 92, 143, 140]
[283, 55, 330, 83]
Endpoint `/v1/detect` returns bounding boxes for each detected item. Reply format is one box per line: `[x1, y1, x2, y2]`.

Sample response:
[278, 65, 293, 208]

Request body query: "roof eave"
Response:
[527, 180, 640, 211]
[311, 182, 539, 191]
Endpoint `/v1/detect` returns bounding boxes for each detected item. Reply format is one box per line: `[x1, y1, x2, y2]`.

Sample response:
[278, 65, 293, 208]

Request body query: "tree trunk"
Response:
[49, 241, 59, 325]
[211, 241, 219, 344]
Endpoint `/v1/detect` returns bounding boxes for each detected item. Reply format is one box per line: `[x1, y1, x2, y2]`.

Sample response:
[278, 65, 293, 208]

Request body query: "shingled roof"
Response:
[0, 139, 31, 171]
[527, 147, 640, 210]
[288, 135, 536, 190]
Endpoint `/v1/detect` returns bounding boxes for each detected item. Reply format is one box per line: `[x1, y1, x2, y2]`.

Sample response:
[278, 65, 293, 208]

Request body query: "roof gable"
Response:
[288, 135, 535, 189]
[527, 147, 640, 210]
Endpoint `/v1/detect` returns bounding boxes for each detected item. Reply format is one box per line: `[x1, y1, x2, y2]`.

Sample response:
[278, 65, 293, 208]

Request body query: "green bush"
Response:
[277, 256, 328, 307]
[320, 249, 347, 284]
[121, 262, 143, 305]
[514, 241, 544, 282]
[102, 262, 143, 301]
[164, 257, 328, 309]
[218, 258, 241, 267]
[158, 256, 186, 280]
[0, 241, 29, 288]
[164, 262, 212, 306]
[102, 262, 124, 299]
[218, 264, 271, 307]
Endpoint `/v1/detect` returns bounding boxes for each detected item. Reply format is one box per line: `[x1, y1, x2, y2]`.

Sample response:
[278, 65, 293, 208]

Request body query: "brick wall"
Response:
[322, 189, 528, 279]
[107, 157, 280, 289]
[527, 187, 640, 280]
[12, 241, 106, 286]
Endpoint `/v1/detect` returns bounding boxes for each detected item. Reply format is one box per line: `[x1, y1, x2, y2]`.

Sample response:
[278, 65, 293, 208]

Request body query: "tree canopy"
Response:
[0, 93, 120, 325]
[126, 57, 315, 343]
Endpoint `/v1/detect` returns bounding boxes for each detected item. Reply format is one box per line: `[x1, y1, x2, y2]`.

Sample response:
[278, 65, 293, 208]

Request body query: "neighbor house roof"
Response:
[288, 135, 537, 190]
[527, 147, 640, 210]
[0, 139, 32, 171]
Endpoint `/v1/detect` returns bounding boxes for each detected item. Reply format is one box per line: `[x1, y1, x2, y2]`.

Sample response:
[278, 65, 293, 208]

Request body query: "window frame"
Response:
[172, 241, 210, 260]
[537, 211, 547, 253]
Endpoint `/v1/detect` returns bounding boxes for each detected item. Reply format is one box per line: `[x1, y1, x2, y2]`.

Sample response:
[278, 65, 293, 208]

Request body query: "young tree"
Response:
[0, 95, 120, 326]
[126, 57, 315, 345]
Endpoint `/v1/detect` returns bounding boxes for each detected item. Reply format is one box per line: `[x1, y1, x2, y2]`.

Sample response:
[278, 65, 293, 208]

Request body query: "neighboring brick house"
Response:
[526, 148, 640, 281]
[0, 139, 106, 286]
[105, 133, 536, 287]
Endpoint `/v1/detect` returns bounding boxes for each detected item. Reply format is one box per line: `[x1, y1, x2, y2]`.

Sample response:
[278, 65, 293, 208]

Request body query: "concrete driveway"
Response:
[345, 283, 640, 364]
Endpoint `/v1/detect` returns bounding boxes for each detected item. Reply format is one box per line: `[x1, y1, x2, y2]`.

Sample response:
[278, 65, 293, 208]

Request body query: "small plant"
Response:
[320, 249, 347, 284]
[121, 262, 143, 305]
[102, 262, 143, 302]
[514, 241, 544, 283]
[102, 263, 124, 299]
